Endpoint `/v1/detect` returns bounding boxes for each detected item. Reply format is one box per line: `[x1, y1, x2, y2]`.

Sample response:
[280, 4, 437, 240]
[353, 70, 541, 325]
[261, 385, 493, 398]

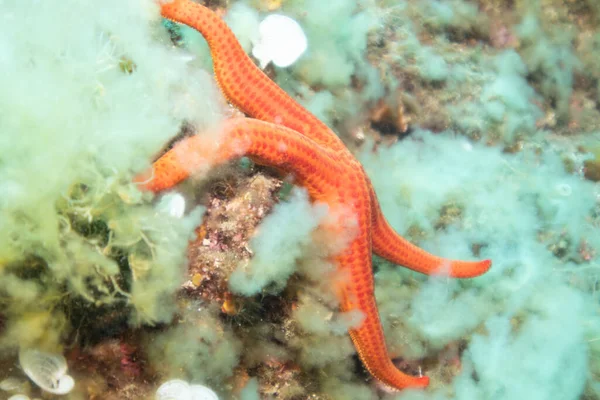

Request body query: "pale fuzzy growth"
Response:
[292, 324, 355, 369]
[225, 2, 261, 53]
[455, 285, 587, 400]
[144, 306, 241, 385]
[294, 297, 364, 337]
[242, 326, 291, 368]
[478, 51, 541, 142]
[444, 49, 541, 143]
[239, 378, 260, 400]
[228, 188, 328, 295]
[284, 0, 380, 88]
[361, 130, 598, 399]
[516, 14, 579, 124]
[1, 311, 67, 351]
[374, 263, 428, 360]
[321, 380, 377, 400]
[268, 0, 385, 128]
[127, 205, 205, 324]
[420, 0, 485, 38]
[378, 2, 546, 144]
[0, 0, 223, 347]
[228, 186, 360, 296]
[359, 131, 597, 258]
[288, 292, 361, 381]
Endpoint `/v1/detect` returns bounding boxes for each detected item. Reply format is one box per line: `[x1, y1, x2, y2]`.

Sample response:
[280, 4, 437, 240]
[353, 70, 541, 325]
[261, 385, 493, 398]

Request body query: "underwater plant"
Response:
[0, 0, 599, 399]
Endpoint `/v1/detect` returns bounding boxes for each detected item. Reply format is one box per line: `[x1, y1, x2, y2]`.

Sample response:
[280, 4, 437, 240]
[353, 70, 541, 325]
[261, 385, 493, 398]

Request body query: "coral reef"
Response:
[0, 0, 599, 399]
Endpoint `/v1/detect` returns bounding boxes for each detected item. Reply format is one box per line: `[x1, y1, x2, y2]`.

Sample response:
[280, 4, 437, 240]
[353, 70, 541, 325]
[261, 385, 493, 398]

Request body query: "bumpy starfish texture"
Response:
[140, 0, 491, 390]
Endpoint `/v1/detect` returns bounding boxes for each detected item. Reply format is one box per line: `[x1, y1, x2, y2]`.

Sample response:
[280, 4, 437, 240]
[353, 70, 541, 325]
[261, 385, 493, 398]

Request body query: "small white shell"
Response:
[157, 193, 186, 218]
[0, 377, 25, 391]
[252, 14, 307, 68]
[18, 349, 74, 395]
[156, 379, 193, 400]
[156, 380, 219, 400]
[8, 395, 31, 400]
[189, 384, 219, 400]
[51, 375, 75, 395]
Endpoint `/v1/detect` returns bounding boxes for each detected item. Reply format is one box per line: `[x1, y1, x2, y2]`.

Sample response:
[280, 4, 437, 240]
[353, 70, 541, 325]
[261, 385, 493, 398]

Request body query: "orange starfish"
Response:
[139, 0, 491, 390]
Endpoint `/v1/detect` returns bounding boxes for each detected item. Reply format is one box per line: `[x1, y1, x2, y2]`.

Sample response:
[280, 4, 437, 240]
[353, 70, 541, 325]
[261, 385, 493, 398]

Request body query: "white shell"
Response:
[52, 375, 75, 395]
[189, 384, 219, 400]
[157, 193, 186, 218]
[8, 395, 31, 400]
[18, 349, 74, 395]
[156, 380, 219, 400]
[0, 377, 25, 391]
[252, 14, 307, 68]
[156, 379, 192, 400]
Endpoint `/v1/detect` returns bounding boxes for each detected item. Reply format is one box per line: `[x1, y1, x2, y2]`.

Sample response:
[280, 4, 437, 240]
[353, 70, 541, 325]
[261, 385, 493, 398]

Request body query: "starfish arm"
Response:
[338, 236, 430, 389]
[160, 0, 345, 151]
[135, 117, 341, 198]
[349, 301, 430, 389]
[368, 185, 491, 278]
